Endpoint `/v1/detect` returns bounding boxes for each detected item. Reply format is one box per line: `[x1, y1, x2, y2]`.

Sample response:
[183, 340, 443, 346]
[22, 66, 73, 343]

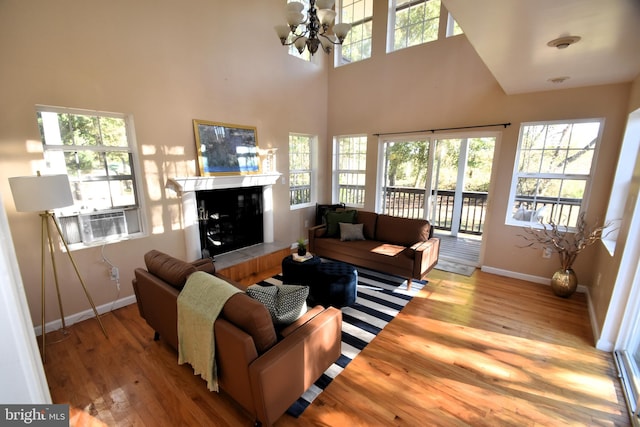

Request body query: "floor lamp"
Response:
[9, 173, 107, 362]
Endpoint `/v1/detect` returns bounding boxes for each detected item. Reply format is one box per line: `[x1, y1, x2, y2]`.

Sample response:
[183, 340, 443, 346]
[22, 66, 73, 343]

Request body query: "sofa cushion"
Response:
[246, 284, 309, 325]
[325, 210, 357, 237]
[375, 215, 431, 246]
[356, 210, 378, 240]
[144, 250, 197, 290]
[339, 222, 365, 241]
[221, 293, 277, 354]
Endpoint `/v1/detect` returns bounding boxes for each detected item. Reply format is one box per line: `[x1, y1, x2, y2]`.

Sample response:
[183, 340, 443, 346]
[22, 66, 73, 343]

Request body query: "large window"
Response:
[37, 105, 143, 246]
[289, 133, 314, 208]
[334, 135, 367, 207]
[337, 0, 373, 66]
[388, 0, 441, 52]
[507, 119, 603, 228]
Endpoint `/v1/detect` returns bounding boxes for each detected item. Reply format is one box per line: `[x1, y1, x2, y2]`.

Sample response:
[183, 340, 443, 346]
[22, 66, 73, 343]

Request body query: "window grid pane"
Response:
[339, 0, 373, 64]
[511, 120, 601, 227]
[289, 134, 313, 206]
[38, 107, 140, 244]
[336, 135, 367, 206]
[392, 0, 441, 51]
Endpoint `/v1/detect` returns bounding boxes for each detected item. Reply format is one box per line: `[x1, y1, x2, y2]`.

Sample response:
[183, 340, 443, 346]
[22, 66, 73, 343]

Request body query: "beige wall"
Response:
[0, 0, 634, 333]
[327, 1, 630, 291]
[0, 0, 326, 325]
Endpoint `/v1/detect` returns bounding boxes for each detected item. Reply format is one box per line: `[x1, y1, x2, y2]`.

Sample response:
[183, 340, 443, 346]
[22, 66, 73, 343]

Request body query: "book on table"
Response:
[293, 253, 313, 262]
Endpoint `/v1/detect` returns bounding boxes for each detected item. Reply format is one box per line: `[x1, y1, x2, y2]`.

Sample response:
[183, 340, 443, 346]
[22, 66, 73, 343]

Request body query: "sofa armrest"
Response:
[411, 237, 440, 279]
[191, 258, 215, 274]
[308, 224, 326, 253]
[248, 307, 342, 427]
[132, 268, 181, 349]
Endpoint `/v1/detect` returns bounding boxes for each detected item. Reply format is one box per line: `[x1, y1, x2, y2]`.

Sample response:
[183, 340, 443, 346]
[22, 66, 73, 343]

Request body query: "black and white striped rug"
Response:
[259, 265, 427, 418]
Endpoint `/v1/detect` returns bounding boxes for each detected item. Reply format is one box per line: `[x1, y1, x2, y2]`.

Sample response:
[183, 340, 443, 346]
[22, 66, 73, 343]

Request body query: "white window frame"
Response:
[387, 0, 441, 53]
[336, 0, 374, 66]
[333, 134, 368, 208]
[37, 105, 146, 248]
[603, 108, 640, 255]
[506, 118, 604, 229]
[289, 133, 316, 209]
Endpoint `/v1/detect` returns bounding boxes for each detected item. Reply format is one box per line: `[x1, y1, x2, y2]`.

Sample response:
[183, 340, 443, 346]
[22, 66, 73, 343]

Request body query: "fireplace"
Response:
[196, 186, 263, 257]
[167, 173, 281, 261]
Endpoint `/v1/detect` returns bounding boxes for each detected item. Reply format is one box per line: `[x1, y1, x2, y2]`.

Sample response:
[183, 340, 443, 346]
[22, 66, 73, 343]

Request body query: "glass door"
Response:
[379, 138, 431, 219]
[431, 137, 495, 236]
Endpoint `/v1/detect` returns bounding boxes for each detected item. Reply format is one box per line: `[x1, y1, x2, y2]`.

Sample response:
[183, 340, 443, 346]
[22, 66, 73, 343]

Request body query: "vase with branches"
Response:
[519, 212, 611, 297]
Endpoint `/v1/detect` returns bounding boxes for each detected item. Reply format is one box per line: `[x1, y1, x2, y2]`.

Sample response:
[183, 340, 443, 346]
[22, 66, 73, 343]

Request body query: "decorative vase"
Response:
[297, 247, 307, 256]
[551, 268, 578, 298]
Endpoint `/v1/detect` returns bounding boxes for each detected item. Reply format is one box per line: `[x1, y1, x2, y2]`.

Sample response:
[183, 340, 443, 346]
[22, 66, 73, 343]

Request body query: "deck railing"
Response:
[383, 187, 487, 235]
[338, 185, 580, 236]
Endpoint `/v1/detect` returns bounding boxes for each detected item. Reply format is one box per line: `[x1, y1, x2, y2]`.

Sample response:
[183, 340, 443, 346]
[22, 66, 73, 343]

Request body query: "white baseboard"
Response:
[480, 265, 588, 293]
[34, 295, 137, 336]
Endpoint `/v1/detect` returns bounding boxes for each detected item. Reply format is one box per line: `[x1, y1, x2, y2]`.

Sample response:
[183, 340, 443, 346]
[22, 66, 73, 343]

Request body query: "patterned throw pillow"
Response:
[246, 284, 309, 325]
[339, 222, 365, 241]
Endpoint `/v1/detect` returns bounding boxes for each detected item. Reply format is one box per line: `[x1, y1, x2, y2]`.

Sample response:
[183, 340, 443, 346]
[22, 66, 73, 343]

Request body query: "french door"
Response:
[378, 133, 496, 237]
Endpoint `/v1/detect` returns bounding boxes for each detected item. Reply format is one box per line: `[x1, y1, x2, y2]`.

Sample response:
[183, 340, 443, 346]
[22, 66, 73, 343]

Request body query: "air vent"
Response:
[78, 210, 128, 243]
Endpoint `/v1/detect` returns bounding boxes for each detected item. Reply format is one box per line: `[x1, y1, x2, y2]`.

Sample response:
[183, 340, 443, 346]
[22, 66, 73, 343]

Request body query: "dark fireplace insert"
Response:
[196, 186, 264, 257]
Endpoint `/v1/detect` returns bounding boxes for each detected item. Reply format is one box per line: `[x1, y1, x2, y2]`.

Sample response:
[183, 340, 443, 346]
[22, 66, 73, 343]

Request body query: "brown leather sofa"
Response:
[132, 250, 342, 427]
[309, 210, 440, 286]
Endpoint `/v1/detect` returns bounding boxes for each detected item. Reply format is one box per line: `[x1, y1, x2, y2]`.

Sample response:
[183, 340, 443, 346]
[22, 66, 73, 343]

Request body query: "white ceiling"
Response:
[442, 0, 640, 94]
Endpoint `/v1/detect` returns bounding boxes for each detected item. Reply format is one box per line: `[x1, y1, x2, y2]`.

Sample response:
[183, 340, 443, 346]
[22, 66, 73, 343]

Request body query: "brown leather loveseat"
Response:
[309, 210, 440, 287]
[132, 250, 342, 426]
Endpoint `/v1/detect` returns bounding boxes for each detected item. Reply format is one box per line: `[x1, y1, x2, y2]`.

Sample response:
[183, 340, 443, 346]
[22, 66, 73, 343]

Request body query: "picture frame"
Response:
[193, 119, 261, 175]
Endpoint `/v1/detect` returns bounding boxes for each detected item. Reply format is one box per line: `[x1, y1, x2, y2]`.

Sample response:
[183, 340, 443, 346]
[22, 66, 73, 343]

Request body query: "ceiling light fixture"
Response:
[548, 76, 570, 84]
[275, 0, 352, 56]
[547, 36, 581, 49]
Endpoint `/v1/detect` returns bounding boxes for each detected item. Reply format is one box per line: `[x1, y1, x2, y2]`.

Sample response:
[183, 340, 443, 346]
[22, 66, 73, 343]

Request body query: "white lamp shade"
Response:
[286, 11, 305, 26]
[317, 9, 336, 26]
[274, 24, 291, 40]
[9, 174, 74, 212]
[286, 1, 305, 13]
[316, 0, 335, 10]
[333, 22, 352, 40]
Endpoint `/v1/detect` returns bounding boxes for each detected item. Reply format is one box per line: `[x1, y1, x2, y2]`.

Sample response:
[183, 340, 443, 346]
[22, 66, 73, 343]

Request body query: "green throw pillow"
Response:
[246, 284, 309, 325]
[325, 210, 357, 237]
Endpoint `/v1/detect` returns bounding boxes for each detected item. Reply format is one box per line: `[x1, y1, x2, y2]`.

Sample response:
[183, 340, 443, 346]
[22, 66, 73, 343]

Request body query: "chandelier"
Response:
[275, 0, 352, 56]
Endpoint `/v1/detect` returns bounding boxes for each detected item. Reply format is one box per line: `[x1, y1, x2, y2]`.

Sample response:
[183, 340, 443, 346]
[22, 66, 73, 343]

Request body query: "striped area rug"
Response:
[258, 266, 427, 418]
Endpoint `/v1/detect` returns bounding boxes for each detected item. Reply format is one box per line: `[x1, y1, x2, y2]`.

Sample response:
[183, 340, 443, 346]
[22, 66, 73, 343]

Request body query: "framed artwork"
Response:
[193, 120, 260, 175]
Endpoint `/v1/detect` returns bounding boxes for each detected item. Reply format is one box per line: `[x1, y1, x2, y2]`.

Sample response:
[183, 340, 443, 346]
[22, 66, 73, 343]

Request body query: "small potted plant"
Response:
[297, 238, 307, 256]
[519, 212, 611, 297]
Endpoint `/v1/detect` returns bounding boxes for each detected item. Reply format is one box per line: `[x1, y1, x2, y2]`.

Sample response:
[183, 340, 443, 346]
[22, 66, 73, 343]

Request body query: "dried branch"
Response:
[518, 212, 612, 270]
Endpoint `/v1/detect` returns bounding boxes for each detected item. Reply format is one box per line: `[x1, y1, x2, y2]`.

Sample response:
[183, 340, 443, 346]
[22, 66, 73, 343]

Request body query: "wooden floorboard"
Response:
[42, 268, 630, 426]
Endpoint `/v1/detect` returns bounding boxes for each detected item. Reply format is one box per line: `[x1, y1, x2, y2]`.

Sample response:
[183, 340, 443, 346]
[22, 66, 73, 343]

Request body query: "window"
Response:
[337, 0, 373, 65]
[446, 12, 463, 37]
[334, 135, 367, 207]
[388, 0, 441, 52]
[37, 105, 144, 246]
[289, 133, 314, 208]
[507, 119, 603, 228]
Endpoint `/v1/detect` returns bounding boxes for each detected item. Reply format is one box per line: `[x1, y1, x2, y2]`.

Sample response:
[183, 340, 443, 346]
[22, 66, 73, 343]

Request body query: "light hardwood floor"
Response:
[43, 268, 630, 426]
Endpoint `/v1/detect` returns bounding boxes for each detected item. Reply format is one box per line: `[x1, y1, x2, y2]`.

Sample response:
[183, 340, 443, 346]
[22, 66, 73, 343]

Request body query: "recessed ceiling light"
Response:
[548, 76, 570, 84]
[547, 36, 581, 49]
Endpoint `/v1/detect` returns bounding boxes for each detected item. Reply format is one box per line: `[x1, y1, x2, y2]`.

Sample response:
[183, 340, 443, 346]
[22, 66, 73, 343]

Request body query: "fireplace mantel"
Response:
[166, 173, 282, 194]
[167, 173, 282, 261]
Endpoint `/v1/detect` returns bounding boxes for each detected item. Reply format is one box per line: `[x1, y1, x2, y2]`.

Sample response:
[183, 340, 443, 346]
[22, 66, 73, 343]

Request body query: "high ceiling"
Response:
[442, 0, 640, 94]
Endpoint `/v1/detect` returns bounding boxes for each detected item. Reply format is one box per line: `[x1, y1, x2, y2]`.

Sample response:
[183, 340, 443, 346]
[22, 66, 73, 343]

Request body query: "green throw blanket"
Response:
[177, 271, 241, 392]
